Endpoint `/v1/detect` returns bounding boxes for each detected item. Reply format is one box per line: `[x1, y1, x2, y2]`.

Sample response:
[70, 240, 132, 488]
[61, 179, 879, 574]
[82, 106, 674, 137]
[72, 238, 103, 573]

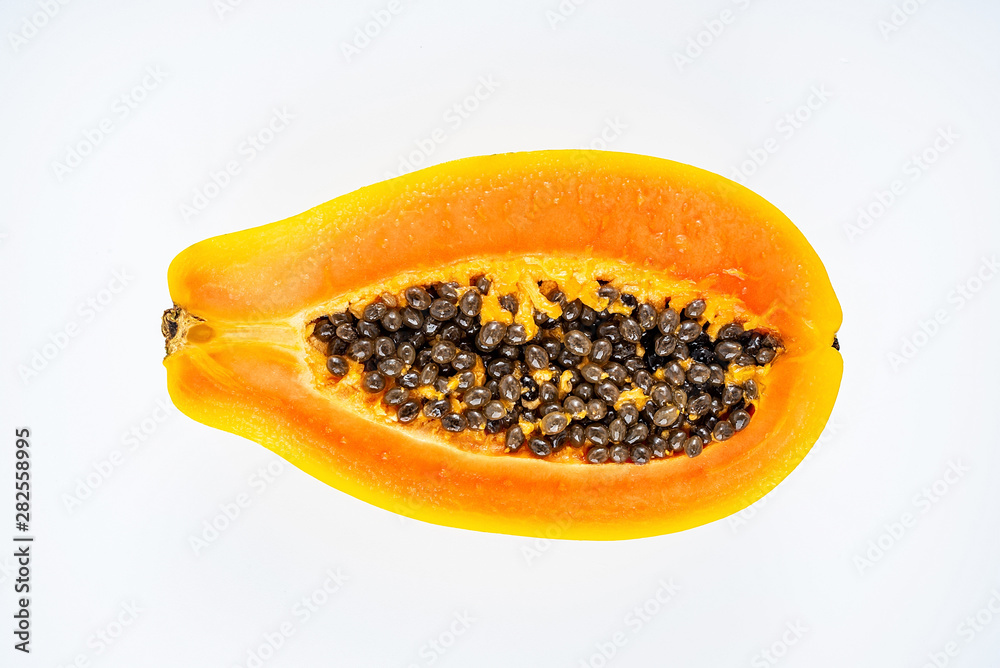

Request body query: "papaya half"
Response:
[163, 150, 842, 540]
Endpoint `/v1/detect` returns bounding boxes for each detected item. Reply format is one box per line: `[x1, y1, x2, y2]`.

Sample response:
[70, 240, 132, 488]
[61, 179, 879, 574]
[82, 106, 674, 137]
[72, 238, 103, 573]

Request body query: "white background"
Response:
[2, 1, 1000, 666]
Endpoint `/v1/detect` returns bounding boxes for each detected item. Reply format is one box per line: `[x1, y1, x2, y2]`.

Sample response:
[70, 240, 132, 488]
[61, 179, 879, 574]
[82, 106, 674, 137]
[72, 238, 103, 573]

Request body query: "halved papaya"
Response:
[163, 150, 841, 540]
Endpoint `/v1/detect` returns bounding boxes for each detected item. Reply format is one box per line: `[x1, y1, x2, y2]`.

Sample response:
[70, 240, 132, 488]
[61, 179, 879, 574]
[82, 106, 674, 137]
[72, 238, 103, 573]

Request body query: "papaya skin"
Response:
[164, 150, 842, 540]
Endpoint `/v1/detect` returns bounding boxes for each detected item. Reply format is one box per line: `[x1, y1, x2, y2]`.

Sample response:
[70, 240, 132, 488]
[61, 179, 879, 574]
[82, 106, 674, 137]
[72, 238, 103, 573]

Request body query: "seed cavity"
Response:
[310, 278, 781, 464]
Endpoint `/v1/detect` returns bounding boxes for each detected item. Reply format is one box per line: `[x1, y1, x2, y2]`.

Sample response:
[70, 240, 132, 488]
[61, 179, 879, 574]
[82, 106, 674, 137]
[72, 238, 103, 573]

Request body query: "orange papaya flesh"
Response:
[163, 150, 842, 540]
